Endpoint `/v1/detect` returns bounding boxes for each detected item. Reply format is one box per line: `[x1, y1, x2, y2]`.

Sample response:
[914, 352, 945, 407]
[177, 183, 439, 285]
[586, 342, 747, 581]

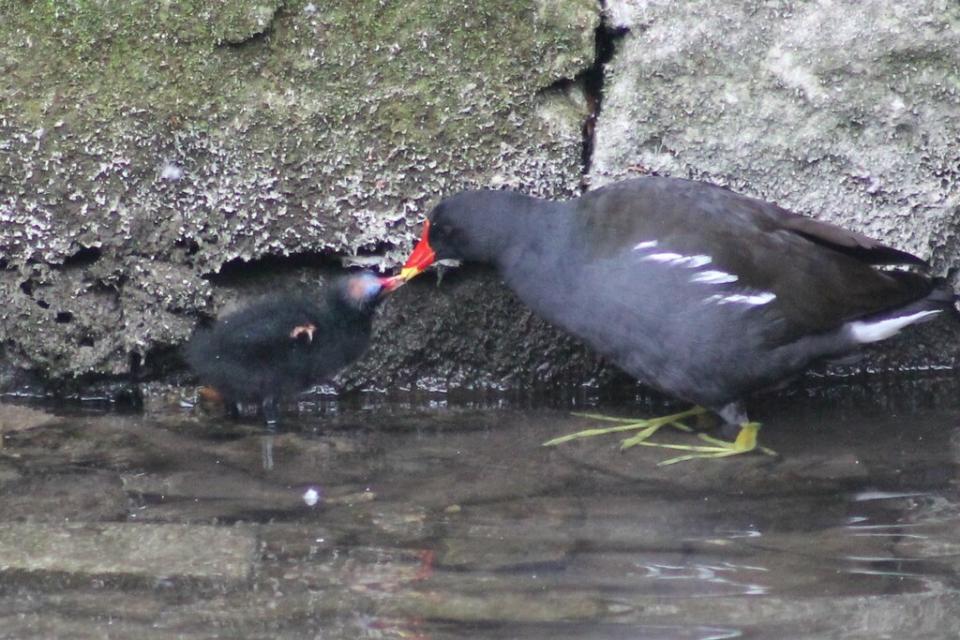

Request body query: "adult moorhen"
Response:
[185, 271, 397, 425]
[393, 176, 956, 463]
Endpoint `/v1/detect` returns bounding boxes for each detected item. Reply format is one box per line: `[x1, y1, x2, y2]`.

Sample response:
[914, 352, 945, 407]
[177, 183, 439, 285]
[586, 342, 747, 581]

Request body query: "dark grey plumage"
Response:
[420, 176, 954, 424]
[184, 272, 387, 424]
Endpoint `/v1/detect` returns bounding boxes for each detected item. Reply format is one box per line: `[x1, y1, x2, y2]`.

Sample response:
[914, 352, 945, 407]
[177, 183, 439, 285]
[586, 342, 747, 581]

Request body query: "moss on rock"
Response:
[0, 0, 598, 382]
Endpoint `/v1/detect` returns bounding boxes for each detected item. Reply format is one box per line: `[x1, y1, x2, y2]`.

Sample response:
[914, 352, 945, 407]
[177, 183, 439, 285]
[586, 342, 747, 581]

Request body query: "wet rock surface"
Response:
[0, 403, 58, 441]
[0, 522, 256, 582]
[0, 472, 128, 522]
[0, 376, 958, 638]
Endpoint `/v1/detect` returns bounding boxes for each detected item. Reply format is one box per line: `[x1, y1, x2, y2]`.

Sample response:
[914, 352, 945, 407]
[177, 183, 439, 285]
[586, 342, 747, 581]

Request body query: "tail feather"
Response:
[847, 309, 941, 343]
[844, 277, 957, 344]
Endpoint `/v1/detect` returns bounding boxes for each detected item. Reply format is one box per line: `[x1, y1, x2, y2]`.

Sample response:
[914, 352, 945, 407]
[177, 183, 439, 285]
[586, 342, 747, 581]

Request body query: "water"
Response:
[1, 375, 959, 639]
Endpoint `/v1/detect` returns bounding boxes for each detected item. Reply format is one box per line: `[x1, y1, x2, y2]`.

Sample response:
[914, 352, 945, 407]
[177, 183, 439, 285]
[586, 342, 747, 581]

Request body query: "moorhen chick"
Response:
[185, 271, 396, 425]
[393, 176, 956, 463]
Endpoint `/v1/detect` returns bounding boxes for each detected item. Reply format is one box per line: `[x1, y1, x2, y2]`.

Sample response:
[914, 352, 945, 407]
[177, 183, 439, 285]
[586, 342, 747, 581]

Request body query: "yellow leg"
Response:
[542, 406, 705, 447]
[628, 422, 777, 465]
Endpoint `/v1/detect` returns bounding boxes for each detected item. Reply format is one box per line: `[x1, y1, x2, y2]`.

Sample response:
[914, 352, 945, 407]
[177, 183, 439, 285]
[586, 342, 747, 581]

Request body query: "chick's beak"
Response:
[378, 275, 404, 294]
[398, 219, 436, 281]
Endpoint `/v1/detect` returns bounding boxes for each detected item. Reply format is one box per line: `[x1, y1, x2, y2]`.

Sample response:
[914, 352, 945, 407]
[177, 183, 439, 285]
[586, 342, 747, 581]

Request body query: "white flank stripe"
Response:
[643, 251, 685, 263]
[705, 292, 777, 306]
[847, 310, 941, 343]
[685, 255, 713, 268]
[641, 252, 714, 268]
[632, 240, 658, 251]
[690, 270, 738, 284]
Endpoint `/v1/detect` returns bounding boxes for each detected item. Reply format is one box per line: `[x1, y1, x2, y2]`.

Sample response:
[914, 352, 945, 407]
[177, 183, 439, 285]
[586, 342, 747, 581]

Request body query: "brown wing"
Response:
[756, 200, 927, 267]
[574, 177, 933, 336]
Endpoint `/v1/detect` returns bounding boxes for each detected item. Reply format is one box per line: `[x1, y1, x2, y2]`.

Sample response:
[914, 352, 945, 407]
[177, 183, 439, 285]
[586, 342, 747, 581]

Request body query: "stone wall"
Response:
[594, 1, 960, 270]
[1, 0, 958, 396]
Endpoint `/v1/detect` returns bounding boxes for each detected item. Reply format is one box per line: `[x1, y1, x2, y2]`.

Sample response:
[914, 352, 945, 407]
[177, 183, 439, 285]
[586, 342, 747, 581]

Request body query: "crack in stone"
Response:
[538, 5, 629, 188]
[581, 12, 630, 183]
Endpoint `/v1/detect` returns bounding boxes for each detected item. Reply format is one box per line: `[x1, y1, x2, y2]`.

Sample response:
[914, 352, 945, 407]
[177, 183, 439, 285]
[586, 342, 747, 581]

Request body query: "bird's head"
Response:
[337, 271, 401, 313]
[391, 191, 519, 285]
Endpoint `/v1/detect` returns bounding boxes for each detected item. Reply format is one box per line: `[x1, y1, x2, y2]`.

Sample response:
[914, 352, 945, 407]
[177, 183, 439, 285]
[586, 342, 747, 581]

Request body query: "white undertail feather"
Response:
[846, 310, 941, 344]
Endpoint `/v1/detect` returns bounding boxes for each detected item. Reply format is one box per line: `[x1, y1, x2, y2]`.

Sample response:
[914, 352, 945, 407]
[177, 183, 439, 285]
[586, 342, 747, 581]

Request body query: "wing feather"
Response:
[573, 177, 932, 337]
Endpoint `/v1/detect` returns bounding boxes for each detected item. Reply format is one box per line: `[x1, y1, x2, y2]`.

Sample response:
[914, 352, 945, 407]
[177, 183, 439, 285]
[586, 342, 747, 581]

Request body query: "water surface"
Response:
[1, 375, 959, 638]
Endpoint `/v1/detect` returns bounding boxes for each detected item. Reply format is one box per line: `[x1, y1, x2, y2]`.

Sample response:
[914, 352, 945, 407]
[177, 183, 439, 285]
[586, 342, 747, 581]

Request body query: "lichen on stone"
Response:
[0, 0, 598, 383]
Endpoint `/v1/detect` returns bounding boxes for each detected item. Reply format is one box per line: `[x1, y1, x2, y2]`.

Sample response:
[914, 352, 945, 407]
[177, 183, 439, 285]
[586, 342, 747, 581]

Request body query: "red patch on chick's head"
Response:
[290, 323, 316, 342]
[345, 272, 386, 305]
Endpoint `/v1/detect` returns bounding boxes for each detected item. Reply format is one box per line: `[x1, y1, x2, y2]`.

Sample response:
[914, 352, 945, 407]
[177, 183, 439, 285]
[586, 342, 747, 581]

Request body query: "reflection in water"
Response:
[852, 491, 930, 501]
[638, 561, 769, 596]
[302, 486, 323, 507]
[714, 527, 763, 539]
[1, 375, 960, 638]
[261, 434, 274, 471]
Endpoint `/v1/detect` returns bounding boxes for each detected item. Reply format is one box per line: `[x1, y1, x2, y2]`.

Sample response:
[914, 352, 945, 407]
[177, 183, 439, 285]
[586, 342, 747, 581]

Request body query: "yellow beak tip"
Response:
[399, 266, 422, 281]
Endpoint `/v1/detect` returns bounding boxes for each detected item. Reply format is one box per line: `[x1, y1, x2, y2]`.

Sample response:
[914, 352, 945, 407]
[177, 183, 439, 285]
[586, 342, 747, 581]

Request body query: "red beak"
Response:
[398, 219, 436, 282]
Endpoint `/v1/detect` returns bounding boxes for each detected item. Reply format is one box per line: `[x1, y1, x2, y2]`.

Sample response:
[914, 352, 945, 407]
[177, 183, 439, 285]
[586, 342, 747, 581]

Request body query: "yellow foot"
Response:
[542, 406, 706, 447]
[629, 422, 777, 465]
